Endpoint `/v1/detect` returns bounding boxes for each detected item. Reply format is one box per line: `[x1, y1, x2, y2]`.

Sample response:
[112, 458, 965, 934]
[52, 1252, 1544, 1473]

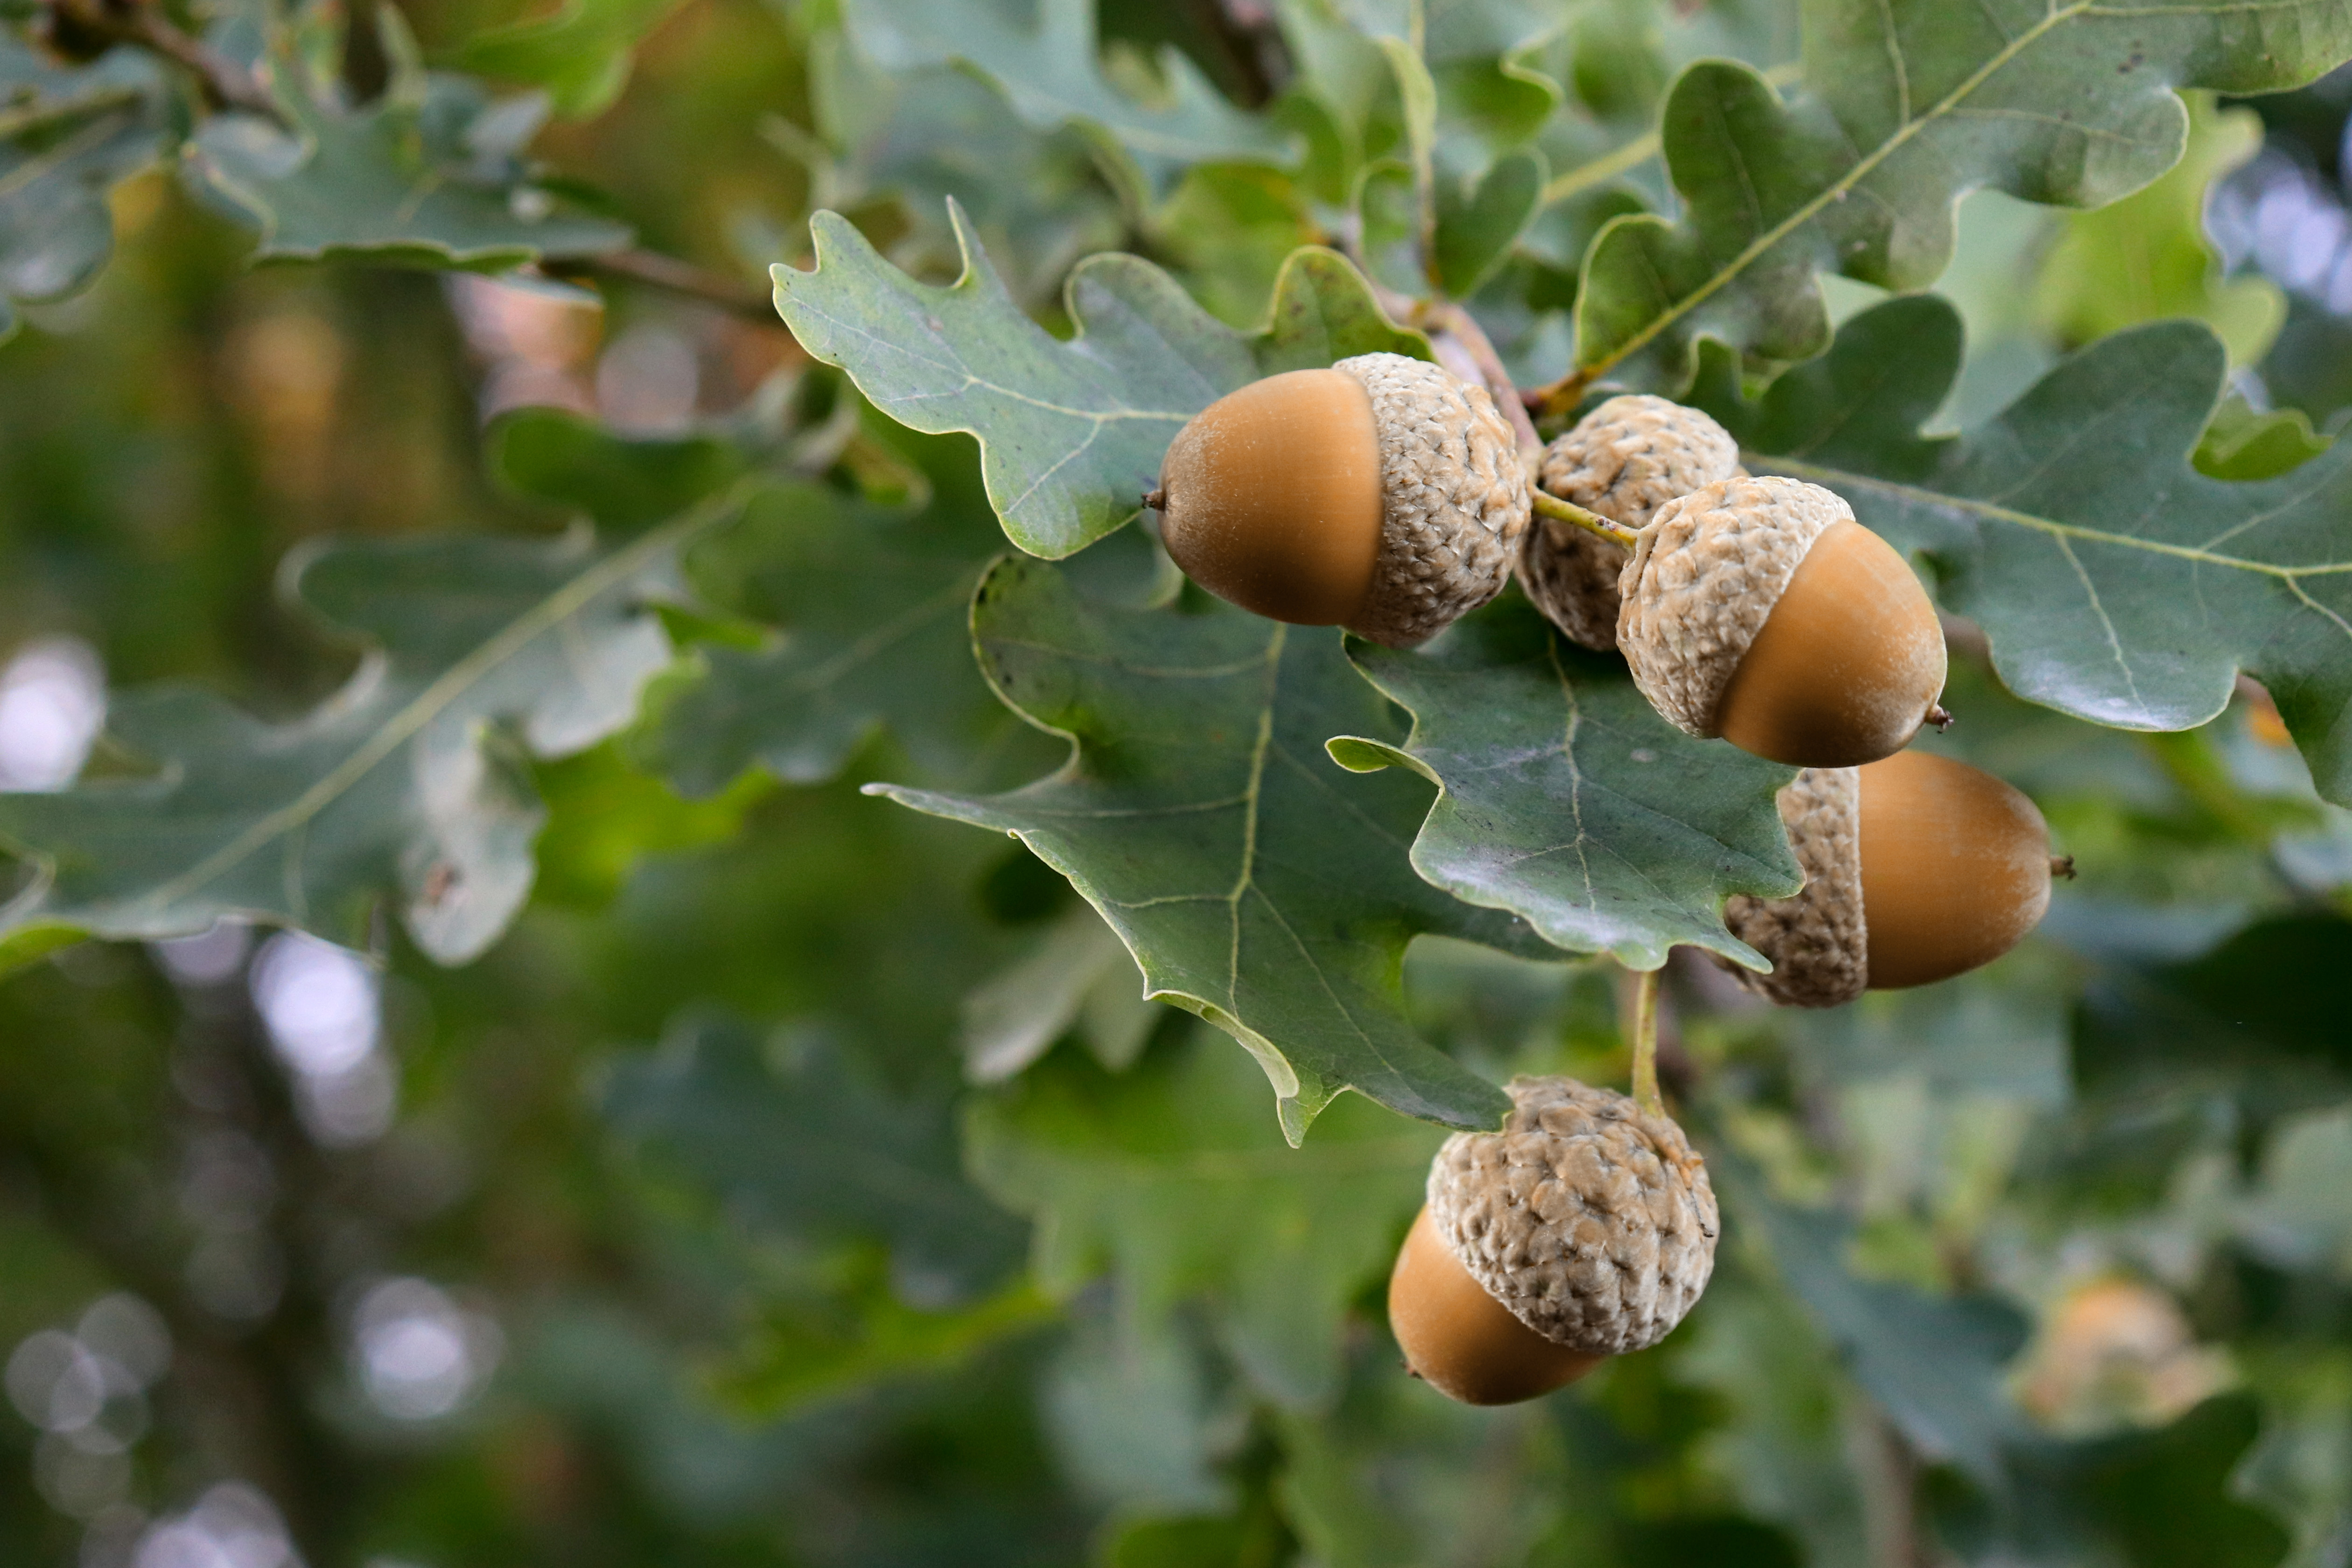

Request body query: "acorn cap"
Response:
[1334, 352, 1530, 648]
[1616, 475, 1849, 739]
[1426, 1076, 1718, 1357]
[1519, 396, 1742, 651]
[1720, 766, 1868, 1008]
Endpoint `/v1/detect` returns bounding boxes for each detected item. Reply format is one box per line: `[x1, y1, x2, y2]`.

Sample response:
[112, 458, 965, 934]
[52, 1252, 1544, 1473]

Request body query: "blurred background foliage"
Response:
[3, 1, 2352, 1565]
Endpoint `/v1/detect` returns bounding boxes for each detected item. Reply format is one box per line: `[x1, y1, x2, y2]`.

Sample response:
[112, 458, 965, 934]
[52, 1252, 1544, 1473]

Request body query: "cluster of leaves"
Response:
[5, 0, 2352, 1566]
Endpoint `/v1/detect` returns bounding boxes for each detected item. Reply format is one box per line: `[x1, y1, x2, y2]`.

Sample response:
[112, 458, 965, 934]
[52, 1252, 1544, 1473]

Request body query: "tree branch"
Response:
[43, 0, 785, 327]
[45, 0, 289, 124]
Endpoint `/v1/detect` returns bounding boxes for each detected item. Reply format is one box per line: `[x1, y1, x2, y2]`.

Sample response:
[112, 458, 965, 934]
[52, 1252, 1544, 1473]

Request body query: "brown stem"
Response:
[1526, 365, 1598, 423]
[53, 0, 785, 327]
[1428, 301, 1542, 462]
[552, 248, 778, 321]
[1627, 965, 1663, 1115]
[1924, 703, 1954, 731]
[1533, 489, 1638, 549]
[45, 0, 290, 124]
[2050, 854, 2077, 881]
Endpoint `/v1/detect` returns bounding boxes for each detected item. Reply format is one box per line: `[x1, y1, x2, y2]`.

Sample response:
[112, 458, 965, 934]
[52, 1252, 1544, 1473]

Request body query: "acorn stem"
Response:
[1628, 966, 1663, 1116]
[1532, 489, 1640, 550]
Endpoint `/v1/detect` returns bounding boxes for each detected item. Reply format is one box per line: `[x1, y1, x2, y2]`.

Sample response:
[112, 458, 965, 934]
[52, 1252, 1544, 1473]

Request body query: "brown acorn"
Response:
[1617, 476, 1948, 768]
[1723, 751, 2057, 1006]
[1389, 1077, 1718, 1406]
[1150, 353, 1531, 648]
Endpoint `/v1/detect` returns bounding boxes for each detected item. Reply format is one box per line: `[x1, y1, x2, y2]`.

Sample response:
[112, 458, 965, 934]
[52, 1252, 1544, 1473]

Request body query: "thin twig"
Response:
[1527, 364, 1598, 423]
[0, 83, 146, 139]
[42, 0, 291, 124]
[123, 7, 285, 121]
[1533, 489, 1638, 549]
[45, 0, 783, 325]
[1627, 965, 1662, 1115]
[553, 248, 778, 321]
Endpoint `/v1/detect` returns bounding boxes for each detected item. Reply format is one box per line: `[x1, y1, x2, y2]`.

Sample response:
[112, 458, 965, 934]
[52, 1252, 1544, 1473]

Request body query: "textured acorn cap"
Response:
[1333, 352, 1530, 648]
[1426, 1076, 1718, 1357]
[1519, 396, 1741, 651]
[1616, 475, 1850, 739]
[1721, 766, 1868, 1008]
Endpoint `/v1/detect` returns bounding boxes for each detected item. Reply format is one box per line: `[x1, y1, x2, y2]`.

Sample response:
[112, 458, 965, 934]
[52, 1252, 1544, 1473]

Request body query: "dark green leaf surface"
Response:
[879, 555, 1536, 1140]
[966, 1027, 1439, 1406]
[772, 213, 1424, 559]
[639, 421, 1051, 795]
[1574, 3, 2352, 385]
[606, 1009, 1028, 1298]
[185, 42, 630, 266]
[1434, 145, 1544, 296]
[1729, 1156, 2292, 1563]
[0, 41, 169, 340]
[1333, 597, 1801, 971]
[840, 0, 1288, 197]
[0, 500, 717, 962]
[1706, 295, 2352, 806]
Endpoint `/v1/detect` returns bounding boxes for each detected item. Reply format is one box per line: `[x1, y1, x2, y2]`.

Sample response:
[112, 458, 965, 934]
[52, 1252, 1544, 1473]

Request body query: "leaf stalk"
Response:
[1628, 965, 1662, 1116]
[1531, 489, 1638, 550]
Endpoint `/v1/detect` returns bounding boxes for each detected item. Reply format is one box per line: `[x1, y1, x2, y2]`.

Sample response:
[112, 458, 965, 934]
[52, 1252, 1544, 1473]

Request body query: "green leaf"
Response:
[605, 1009, 1028, 1298]
[2034, 93, 2284, 367]
[490, 406, 749, 533]
[960, 903, 1160, 1083]
[0, 41, 170, 340]
[1572, 7, 2352, 386]
[1042, 1309, 1225, 1512]
[2194, 395, 2333, 483]
[1434, 144, 1542, 296]
[1730, 1155, 2292, 1563]
[1702, 294, 2352, 807]
[530, 739, 769, 911]
[1332, 595, 1801, 971]
[879, 554, 1539, 1141]
[636, 420, 1053, 796]
[965, 1025, 1441, 1405]
[185, 23, 630, 267]
[839, 0, 1288, 200]
[799, 37, 1126, 310]
[709, 1252, 1054, 1418]
[772, 213, 1426, 560]
[457, 0, 686, 119]
[0, 495, 728, 962]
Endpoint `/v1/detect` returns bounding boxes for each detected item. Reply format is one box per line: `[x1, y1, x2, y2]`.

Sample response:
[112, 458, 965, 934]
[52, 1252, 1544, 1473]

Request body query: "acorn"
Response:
[1389, 1076, 1718, 1406]
[1149, 353, 1530, 648]
[1519, 395, 1742, 651]
[1617, 475, 1948, 768]
[1722, 750, 2058, 1007]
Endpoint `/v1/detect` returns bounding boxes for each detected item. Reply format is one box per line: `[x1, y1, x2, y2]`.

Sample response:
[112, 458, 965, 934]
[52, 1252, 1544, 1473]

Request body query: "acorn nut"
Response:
[1519, 395, 1742, 651]
[1151, 353, 1531, 648]
[1722, 750, 2056, 1007]
[1389, 1076, 1718, 1406]
[1617, 476, 1947, 768]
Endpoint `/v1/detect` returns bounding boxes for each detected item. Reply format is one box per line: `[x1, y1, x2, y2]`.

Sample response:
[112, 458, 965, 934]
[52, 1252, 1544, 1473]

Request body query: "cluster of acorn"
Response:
[1148, 354, 2066, 1404]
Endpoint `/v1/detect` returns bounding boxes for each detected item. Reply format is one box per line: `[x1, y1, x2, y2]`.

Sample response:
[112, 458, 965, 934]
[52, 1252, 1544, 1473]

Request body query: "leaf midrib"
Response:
[1762, 453, 2352, 580]
[133, 487, 749, 916]
[1585, 2, 2088, 376]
